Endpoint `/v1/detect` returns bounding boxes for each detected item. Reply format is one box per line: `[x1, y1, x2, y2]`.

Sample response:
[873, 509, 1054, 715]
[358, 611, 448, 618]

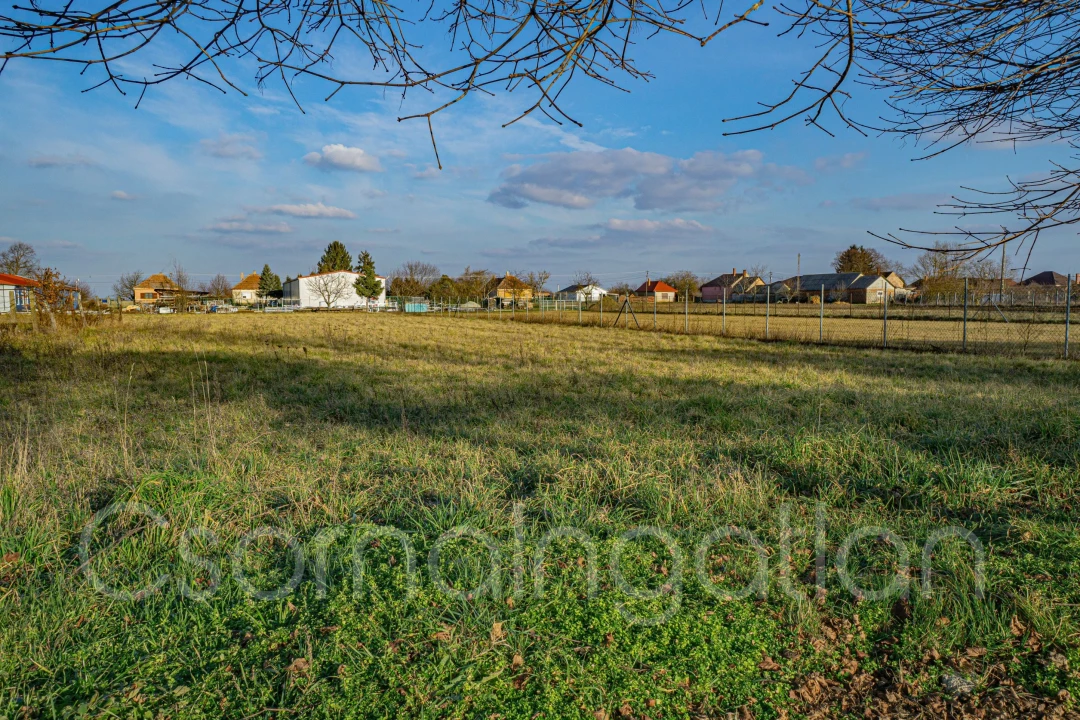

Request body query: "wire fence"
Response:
[415, 278, 1078, 361]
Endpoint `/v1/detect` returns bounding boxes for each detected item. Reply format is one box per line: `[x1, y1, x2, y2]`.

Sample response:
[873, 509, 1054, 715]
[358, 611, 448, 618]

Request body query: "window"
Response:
[141, 292, 155, 299]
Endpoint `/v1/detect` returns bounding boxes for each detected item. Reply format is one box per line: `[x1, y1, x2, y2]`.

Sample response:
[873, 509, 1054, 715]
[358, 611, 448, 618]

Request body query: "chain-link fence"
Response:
[435, 278, 1077, 360]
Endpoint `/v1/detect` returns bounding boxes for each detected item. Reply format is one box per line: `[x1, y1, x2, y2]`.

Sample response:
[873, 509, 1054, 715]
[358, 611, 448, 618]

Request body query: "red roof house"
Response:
[635, 280, 677, 302]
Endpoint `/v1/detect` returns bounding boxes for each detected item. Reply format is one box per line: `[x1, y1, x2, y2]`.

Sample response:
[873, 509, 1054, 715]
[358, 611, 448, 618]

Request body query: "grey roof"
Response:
[1023, 271, 1069, 287]
[702, 273, 763, 291]
[880, 271, 906, 287]
[555, 283, 605, 295]
[849, 275, 887, 290]
[789, 272, 864, 291]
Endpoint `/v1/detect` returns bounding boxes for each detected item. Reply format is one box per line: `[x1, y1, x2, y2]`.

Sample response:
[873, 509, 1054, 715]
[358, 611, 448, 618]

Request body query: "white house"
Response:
[554, 283, 607, 302]
[283, 271, 386, 309]
[0, 273, 37, 314]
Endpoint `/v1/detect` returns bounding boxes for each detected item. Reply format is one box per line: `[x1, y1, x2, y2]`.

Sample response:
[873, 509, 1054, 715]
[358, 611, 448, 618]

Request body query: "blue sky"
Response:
[0, 14, 1074, 296]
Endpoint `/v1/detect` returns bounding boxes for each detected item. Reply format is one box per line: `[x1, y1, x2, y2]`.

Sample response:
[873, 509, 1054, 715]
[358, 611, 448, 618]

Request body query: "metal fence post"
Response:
[599, 296, 603, 328]
[819, 285, 824, 343]
[578, 300, 582, 324]
[722, 292, 726, 336]
[883, 291, 888, 349]
[765, 285, 770, 340]
[653, 290, 657, 330]
[962, 278, 969, 352]
[684, 285, 689, 333]
[1067, 274, 1073, 359]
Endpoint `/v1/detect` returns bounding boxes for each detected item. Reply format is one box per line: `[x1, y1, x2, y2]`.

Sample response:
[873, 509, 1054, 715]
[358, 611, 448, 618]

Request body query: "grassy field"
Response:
[463, 301, 1075, 359]
[2, 313, 1080, 719]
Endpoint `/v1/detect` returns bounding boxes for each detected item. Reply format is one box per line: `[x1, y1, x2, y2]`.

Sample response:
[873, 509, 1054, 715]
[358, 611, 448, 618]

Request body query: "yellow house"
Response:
[132, 273, 178, 306]
[484, 273, 533, 308]
[231, 271, 261, 305]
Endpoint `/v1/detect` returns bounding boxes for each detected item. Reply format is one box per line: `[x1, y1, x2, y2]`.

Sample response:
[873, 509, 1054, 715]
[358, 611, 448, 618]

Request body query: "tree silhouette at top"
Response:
[832, 245, 889, 274]
[317, 242, 353, 273]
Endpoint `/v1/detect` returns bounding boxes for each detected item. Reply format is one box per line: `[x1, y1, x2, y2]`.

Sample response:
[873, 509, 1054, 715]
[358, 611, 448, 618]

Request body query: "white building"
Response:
[0, 273, 37, 313]
[283, 271, 386, 309]
[554, 283, 607, 302]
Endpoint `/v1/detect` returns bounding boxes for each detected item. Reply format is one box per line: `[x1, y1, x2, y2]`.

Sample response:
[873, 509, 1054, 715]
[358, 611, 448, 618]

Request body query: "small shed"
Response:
[0, 273, 38, 314]
[849, 274, 893, 304]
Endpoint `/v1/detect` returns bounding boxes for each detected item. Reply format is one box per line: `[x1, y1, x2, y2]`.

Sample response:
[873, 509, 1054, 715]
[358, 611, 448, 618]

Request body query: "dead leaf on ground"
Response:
[758, 655, 781, 672]
[286, 658, 310, 676]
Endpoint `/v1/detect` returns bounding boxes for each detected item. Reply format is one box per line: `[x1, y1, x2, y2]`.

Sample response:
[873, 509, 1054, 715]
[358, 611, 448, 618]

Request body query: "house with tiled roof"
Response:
[132, 273, 179, 306]
[1023, 271, 1070, 287]
[232, 271, 261, 305]
[635, 280, 677, 302]
[848, 274, 894, 304]
[483, 273, 532, 308]
[700, 269, 764, 303]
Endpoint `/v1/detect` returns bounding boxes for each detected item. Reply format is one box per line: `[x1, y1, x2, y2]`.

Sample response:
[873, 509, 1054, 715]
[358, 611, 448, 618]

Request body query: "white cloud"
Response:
[28, 154, 96, 168]
[303, 144, 383, 172]
[259, 202, 356, 219]
[814, 152, 866, 172]
[413, 165, 441, 179]
[110, 190, 136, 201]
[489, 148, 805, 212]
[603, 218, 712, 233]
[200, 134, 262, 160]
[208, 220, 293, 234]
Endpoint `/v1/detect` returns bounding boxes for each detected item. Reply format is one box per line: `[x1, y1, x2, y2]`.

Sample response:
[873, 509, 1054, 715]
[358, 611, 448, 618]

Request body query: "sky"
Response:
[1, 9, 1075, 297]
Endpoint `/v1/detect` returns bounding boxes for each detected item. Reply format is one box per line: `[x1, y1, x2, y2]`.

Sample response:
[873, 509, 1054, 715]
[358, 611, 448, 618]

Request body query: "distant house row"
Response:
[118, 265, 1080, 312]
[132, 270, 389, 310]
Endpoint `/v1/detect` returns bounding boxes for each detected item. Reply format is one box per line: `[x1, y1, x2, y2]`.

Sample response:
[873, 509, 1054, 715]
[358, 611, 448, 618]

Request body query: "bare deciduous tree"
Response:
[309, 272, 352, 308]
[389, 262, 441, 298]
[4, 0, 1077, 253]
[0, 241, 39, 277]
[112, 270, 144, 302]
[207, 273, 233, 302]
[169, 260, 192, 313]
[525, 270, 551, 299]
[455, 267, 493, 301]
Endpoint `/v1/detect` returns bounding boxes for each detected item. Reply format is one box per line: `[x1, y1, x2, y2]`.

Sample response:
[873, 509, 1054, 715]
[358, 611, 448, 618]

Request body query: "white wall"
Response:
[556, 284, 607, 302]
[283, 272, 386, 309]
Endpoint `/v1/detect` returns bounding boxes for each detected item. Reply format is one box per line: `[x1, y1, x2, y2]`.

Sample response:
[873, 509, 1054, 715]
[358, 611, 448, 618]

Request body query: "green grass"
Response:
[1, 313, 1079, 718]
